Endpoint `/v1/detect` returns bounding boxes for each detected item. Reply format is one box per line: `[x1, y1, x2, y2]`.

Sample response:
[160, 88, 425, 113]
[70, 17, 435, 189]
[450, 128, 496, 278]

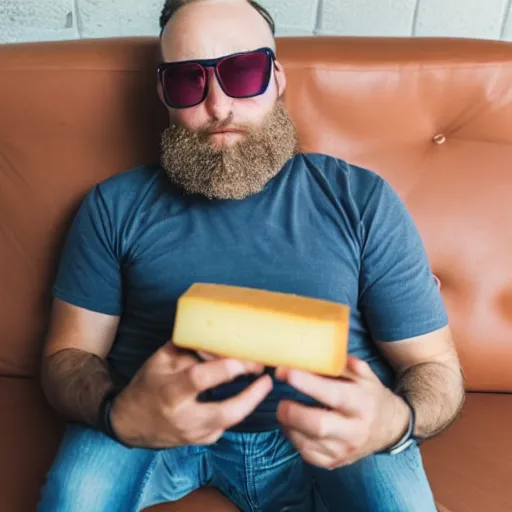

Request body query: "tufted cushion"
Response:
[1, 35, 511, 512]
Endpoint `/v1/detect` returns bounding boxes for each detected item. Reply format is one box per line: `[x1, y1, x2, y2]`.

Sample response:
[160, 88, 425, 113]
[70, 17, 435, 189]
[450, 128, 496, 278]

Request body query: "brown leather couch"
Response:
[1, 35, 511, 512]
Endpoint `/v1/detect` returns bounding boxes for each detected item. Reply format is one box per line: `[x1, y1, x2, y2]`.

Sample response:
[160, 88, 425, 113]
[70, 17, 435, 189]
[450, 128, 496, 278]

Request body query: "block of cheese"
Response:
[172, 283, 350, 376]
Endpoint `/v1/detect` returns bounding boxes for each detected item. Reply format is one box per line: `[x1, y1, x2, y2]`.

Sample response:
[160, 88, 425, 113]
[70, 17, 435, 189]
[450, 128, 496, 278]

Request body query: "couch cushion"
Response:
[0, 377, 64, 512]
[422, 392, 512, 512]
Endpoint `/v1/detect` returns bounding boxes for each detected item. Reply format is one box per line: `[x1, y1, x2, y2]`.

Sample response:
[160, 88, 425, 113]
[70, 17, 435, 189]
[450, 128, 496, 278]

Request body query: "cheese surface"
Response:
[172, 283, 350, 376]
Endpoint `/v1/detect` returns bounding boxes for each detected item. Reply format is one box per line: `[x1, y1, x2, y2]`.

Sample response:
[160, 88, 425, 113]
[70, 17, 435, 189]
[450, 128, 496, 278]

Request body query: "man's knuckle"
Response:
[186, 365, 203, 390]
[331, 394, 345, 410]
[305, 441, 318, 457]
[300, 451, 315, 466]
[338, 449, 357, 467]
[291, 435, 307, 453]
[316, 416, 330, 438]
[328, 458, 342, 470]
[334, 444, 351, 463]
[344, 436, 359, 454]
[323, 440, 338, 457]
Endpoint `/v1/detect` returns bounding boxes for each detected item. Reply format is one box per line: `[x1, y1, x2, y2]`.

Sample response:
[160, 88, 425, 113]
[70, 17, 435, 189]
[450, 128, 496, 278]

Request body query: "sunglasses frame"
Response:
[157, 47, 276, 109]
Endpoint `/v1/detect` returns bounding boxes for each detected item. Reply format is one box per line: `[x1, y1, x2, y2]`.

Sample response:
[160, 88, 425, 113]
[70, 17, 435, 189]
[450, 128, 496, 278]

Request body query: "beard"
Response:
[160, 101, 299, 200]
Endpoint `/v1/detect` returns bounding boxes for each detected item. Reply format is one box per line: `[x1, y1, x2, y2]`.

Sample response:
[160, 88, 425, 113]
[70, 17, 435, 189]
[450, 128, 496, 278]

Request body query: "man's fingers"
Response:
[211, 374, 273, 429]
[277, 369, 360, 415]
[184, 358, 265, 395]
[283, 428, 343, 461]
[295, 444, 344, 470]
[277, 400, 349, 439]
[177, 374, 272, 441]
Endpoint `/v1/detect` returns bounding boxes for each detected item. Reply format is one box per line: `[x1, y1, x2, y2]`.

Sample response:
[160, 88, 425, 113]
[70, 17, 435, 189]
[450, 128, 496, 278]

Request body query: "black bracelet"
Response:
[98, 388, 128, 446]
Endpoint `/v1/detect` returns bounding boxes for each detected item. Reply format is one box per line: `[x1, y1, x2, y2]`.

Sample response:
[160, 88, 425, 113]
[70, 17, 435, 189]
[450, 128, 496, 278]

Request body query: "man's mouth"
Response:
[206, 129, 248, 147]
[207, 129, 247, 135]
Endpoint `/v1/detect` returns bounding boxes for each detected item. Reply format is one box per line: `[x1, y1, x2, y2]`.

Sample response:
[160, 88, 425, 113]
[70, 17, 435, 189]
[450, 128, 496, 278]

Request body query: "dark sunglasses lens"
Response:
[218, 51, 271, 98]
[162, 62, 206, 108]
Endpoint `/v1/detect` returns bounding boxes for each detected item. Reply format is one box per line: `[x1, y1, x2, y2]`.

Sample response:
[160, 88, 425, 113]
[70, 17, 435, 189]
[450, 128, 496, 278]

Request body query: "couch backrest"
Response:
[1, 37, 511, 391]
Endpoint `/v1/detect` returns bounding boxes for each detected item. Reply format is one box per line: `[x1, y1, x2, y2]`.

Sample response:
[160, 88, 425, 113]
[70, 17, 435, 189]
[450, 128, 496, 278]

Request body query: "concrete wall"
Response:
[1, 0, 512, 43]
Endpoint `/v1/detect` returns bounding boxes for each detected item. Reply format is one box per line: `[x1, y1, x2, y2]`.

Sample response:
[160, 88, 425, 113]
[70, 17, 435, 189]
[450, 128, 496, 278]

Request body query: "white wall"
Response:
[1, 0, 512, 43]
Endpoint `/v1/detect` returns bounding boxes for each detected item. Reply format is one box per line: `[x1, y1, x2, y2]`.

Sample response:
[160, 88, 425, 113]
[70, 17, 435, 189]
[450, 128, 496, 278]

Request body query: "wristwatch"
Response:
[382, 395, 422, 455]
[98, 388, 128, 446]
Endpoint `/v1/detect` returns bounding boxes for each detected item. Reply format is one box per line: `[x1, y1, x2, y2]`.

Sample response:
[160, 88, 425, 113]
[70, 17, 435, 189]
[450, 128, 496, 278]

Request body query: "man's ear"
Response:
[274, 60, 287, 98]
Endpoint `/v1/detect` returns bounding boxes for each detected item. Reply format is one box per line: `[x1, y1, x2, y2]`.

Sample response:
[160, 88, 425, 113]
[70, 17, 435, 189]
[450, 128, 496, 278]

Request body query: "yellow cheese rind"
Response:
[172, 283, 350, 376]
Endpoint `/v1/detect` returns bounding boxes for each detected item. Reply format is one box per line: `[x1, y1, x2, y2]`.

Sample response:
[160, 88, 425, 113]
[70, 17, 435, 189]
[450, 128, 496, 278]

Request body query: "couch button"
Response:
[433, 134, 446, 144]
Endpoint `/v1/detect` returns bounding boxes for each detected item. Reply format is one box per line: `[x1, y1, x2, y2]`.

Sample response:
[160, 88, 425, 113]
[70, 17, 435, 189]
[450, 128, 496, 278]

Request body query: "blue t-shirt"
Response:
[53, 153, 448, 431]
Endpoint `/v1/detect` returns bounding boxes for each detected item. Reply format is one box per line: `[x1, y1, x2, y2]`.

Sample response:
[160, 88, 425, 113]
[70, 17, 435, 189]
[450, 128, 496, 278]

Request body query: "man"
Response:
[38, 0, 465, 511]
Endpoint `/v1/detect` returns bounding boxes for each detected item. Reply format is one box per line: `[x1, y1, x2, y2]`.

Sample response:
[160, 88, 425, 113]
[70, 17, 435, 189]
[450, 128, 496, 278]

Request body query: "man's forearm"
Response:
[41, 348, 114, 428]
[394, 361, 465, 439]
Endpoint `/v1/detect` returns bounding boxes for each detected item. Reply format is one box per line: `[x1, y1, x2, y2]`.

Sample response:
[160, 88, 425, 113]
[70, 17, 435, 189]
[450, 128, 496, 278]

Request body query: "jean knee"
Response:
[38, 464, 119, 512]
[37, 424, 156, 512]
[312, 446, 436, 512]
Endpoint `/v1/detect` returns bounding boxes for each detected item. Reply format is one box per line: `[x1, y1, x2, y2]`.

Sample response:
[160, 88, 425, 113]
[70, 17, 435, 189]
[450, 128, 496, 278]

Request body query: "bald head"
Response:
[160, 0, 276, 63]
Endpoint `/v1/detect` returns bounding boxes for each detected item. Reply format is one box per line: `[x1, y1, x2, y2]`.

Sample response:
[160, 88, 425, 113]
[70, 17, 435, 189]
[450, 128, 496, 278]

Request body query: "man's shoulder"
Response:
[296, 152, 381, 180]
[96, 163, 163, 197]
[294, 152, 387, 202]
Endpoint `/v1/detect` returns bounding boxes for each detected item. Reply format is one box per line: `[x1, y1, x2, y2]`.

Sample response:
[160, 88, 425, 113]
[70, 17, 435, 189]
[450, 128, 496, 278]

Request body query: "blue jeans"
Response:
[38, 424, 437, 512]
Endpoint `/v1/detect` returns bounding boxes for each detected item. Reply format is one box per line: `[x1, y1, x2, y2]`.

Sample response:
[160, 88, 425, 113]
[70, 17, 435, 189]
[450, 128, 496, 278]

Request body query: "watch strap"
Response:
[98, 387, 127, 446]
[382, 395, 419, 455]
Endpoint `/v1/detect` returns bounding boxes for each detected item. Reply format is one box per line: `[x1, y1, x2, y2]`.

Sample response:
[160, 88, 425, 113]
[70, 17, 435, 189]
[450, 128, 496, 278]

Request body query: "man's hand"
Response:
[111, 343, 272, 449]
[275, 357, 410, 470]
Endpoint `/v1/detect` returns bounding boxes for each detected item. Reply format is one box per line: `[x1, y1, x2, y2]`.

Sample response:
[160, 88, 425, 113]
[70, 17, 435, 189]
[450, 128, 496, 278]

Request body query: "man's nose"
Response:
[204, 69, 234, 121]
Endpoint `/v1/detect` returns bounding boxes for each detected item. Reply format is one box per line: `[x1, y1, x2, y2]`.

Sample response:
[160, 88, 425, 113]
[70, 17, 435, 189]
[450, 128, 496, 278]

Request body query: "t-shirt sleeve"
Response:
[358, 177, 448, 342]
[52, 185, 123, 316]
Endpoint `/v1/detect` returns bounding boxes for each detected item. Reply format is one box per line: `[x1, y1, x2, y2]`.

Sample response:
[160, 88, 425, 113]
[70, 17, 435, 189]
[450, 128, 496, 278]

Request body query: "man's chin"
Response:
[161, 101, 299, 200]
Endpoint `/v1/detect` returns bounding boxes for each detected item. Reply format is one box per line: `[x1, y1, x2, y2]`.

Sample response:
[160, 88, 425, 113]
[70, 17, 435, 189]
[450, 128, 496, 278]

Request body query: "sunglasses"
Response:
[158, 47, 276, 109]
